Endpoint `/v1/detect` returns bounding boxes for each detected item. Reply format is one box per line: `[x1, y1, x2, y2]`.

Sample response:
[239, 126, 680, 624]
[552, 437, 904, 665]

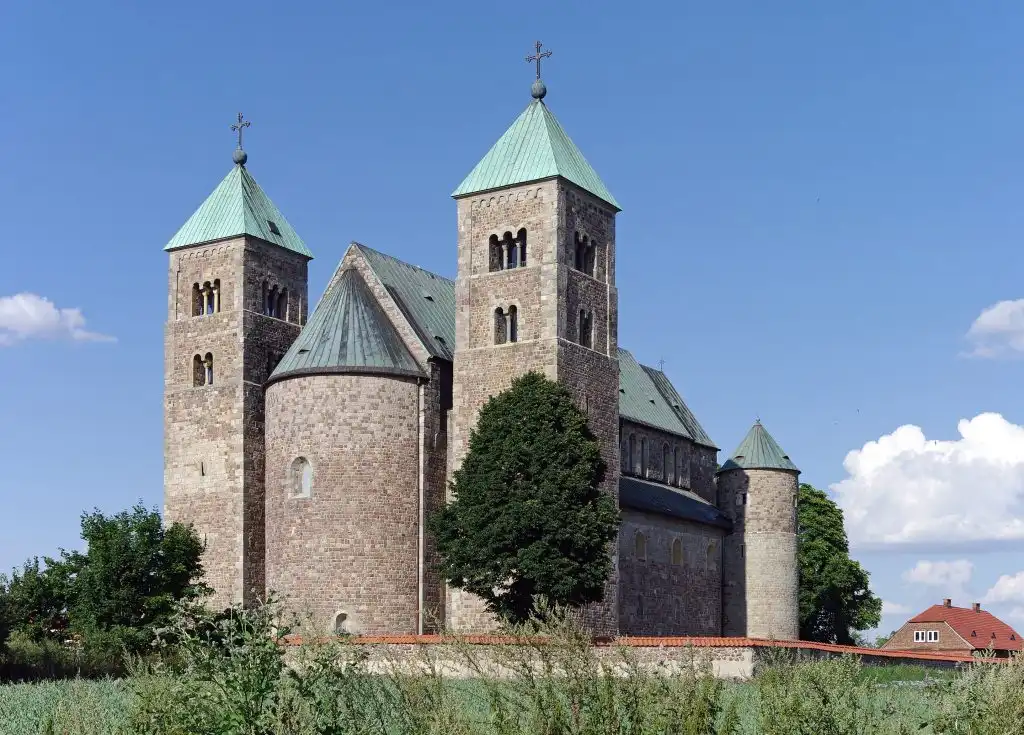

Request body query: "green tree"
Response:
[429, 372, 619, 624]
[1, 504, 208, 653]
[798, 483, 881, 644]
[67, 503, 210, 650]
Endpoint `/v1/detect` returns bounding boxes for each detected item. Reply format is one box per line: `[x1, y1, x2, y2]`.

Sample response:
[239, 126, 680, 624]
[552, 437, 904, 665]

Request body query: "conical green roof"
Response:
[718, 420, 799, 474]
[452, 98, 619, 210]
[164, 164, 312, 257]
[267, 267, 423, 384]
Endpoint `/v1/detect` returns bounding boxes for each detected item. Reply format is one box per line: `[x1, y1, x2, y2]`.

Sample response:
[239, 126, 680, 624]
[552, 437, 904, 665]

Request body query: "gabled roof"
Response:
[452, 99, 620, 210]
[642, 365, 717, 449]
[909, 604, 1022, 652]
[268, 266, 422, 384]
[718, 420, 799, 474]
[353, 244, 456, 361]
[618, 349, 713, 446]
[164, 164, 312, 257]
[619, 476, 731, 530]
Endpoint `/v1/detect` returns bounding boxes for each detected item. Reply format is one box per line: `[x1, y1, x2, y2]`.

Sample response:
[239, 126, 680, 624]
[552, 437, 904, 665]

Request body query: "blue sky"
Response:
[2, 1, 1024, 639]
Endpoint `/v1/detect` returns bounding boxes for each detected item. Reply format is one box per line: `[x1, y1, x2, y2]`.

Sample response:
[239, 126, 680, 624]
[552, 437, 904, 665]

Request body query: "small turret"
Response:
[717, 420, 800, 640]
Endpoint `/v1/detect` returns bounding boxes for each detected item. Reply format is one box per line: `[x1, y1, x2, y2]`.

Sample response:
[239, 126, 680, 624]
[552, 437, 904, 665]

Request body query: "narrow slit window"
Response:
[508, 305, 518, 343]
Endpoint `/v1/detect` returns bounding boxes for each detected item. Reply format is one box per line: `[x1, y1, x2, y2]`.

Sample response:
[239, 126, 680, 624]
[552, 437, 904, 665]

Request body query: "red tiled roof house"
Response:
[882, 599, 1023, 658]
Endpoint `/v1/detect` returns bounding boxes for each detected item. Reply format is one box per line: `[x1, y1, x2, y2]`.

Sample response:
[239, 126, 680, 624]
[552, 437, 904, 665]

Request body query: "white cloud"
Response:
[965, 299, 1024, 358]
[902, 560, 974, 593]
[832, 413, 1024, 547]
[0, 293, 113, 346]
[983, 572, 1024, 604]
[881, 600, 912, 616]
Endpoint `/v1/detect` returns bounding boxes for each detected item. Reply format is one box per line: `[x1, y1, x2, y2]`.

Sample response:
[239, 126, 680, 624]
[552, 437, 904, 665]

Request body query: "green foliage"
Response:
[797, 483, 882, 645]
[931, 652, 1024, 733]
[429, 372, 619, 624]
[0, 503, 208, 679]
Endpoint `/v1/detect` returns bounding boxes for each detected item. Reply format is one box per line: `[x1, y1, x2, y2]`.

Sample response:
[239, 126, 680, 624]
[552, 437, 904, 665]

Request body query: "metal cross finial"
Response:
[230, 112, 251, 150]
[526, 41, 552, 80]
[657, 358, 666, 372]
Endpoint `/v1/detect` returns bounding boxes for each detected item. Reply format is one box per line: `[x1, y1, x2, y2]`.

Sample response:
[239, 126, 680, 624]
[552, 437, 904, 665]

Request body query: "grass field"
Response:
[0, 664, 958, 735]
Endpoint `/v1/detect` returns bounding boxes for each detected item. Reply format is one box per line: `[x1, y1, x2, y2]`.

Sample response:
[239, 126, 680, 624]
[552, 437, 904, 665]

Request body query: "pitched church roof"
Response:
[268, 266, 422, 384]
[718, 420, 799, 474]
[617, 349, 716, 449]
[451, 98, 620, 210]
[164, 163, 312, 257]
[353, 244, 456, 361]
[619, 476, 731, 529]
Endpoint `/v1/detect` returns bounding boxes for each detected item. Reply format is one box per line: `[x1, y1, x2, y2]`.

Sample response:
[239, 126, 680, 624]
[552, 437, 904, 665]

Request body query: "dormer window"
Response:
[267, 220, 281, 236]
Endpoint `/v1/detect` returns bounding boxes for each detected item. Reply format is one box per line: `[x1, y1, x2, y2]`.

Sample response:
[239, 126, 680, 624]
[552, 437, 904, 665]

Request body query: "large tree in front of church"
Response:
[798, 483, 881, 644]
[430, 372, 619, 624]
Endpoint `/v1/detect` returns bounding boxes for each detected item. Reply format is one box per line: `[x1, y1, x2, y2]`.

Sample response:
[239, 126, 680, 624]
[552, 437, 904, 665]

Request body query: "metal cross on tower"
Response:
[230, 112, 251, 150]
[526, 41, 552, 80]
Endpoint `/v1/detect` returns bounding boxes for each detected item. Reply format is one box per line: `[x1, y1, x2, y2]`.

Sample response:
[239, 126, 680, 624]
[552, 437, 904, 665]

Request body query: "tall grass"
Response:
[0, 599, 1020, 734]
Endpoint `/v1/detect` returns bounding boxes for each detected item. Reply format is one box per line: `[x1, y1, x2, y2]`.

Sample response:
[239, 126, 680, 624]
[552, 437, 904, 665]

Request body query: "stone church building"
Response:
[163, 63, 801, 639]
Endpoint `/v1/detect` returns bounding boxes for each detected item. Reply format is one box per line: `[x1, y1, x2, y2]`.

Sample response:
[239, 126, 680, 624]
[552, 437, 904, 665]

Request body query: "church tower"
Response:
[718, 420, 800, 639]
[448, 45, 622, 634]
[163, 117, 312, 609]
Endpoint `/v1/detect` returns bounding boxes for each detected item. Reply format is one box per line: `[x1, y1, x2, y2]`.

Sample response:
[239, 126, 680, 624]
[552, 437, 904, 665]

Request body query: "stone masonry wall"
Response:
[619, 421, 717, 503]
[449, 179, 621, 634]
[719, 468, 799, 639]
[164, 236, 307, 609]
[618, 509, 724, 636]
[265, 374, 422, 634]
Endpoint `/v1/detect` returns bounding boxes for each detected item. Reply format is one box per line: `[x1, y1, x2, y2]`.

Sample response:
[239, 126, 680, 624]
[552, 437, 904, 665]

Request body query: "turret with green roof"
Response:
[162, 115, 312, 610]
[718, 419, 801, 641]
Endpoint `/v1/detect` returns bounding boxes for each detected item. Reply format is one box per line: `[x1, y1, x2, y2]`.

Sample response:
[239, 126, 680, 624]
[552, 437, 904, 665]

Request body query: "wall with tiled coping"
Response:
[283, 635, 995, 680]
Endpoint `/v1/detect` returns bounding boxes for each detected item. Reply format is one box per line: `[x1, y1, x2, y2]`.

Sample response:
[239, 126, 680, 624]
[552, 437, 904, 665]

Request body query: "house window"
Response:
[671, 538, 683, 566]
[914, 630, 940, 643]
[289, 457, 313, 498]
[634, 532, 647, 561]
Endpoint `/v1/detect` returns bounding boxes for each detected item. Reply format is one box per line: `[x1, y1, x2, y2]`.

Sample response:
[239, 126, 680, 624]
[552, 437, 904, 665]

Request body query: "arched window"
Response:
[204, 353, 214, 386]
[277, 288, 288, 321]
[583, 241, 596, 277]
[508, 305, 518, 343]
[578, 309, 593, 348]
[574, 232, 586, 270]
[200, 281, 214, 315]
[333, 611, 349, 635]
[620, 437, 630, 469]
[634, 531, 647, 561]
[628, 434, 636, 474]
[517, 228, 527, 267]
[212, 279, 221, 313]
[503, 232, 517, 269]
[191, 283, 202, 317]
[268, 286, 279, 318]
[706, 540, 717, 568]
[668, 445, 675, 484]
[494, 308, 507, 345]
[489, 234, 502, 272]
[662, 443, 669, 481]
[290, 457, 313, 498]
[192, 355, 204, 386]
[640, 438, 648, 477]
[671, 538, 683, 566]
[261, 281, 269, 315]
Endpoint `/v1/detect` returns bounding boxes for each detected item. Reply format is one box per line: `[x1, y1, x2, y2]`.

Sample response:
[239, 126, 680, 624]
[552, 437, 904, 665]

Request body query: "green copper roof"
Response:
[718, 421, 799, 474]
[618, 349, 697, 440]
[452, 99, 620, 210]
[267, 266, 422, 384]
[354, 244, 456, 361]
[164, 164, 312, 257]
[641, 365, 717, 449]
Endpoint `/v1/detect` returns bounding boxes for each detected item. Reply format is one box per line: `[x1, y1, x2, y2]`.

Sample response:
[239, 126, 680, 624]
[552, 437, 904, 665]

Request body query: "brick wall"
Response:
[618, 509, 724, 636]
[164, 236, 308, 609]
[884, 622, 971, 653]
[719, 468, 799, 639]
[265, 374, 422, 634]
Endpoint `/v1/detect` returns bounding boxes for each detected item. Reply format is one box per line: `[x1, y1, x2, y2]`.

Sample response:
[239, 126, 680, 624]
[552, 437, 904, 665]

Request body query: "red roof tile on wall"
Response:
[910, 605, 1022, 651]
